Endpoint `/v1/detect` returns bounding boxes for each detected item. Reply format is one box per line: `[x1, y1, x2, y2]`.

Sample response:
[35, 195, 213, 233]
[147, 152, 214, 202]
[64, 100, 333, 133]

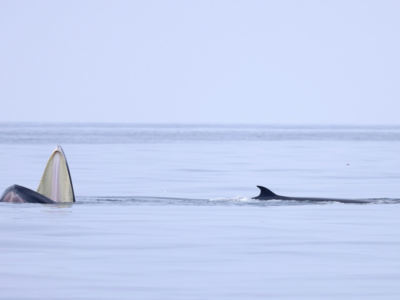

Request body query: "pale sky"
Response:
[1, 0, 399, 124]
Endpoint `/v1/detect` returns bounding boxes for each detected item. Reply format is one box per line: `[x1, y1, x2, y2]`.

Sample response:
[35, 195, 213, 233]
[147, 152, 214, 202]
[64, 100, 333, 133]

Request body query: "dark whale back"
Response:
[252, 185, 372, 204]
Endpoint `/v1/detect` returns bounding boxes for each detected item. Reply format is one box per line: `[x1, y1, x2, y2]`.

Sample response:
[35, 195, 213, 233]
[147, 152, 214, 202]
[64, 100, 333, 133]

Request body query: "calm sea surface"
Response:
[1, 123, 400, 299]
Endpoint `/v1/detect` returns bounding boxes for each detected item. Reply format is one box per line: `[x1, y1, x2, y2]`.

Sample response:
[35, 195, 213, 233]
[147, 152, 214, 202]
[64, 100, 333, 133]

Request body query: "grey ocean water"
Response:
[1, 123, 400, 299]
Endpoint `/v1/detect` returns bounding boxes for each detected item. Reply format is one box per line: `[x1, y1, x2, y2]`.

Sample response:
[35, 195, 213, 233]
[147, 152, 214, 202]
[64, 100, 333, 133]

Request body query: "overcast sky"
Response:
[1, 0, 399, 124]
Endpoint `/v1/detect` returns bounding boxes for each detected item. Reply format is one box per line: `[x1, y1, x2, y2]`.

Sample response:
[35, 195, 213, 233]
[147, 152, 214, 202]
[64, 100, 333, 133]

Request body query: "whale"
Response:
[0, 146, 75, 204]
[253, 185, 372, 204]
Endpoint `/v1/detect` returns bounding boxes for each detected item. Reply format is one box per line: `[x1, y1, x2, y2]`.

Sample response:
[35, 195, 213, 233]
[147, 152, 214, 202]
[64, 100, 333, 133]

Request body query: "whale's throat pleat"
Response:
[51, 152, 60, 201]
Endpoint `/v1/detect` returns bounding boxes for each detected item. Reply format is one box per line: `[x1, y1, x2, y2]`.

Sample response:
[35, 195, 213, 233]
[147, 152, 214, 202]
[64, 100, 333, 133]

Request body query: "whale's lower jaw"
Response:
[37, 146, 75, 203]
[0, 185, 56, 204]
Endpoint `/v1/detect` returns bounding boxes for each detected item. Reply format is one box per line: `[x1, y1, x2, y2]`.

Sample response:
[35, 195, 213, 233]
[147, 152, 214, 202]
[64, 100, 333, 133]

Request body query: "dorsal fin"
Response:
[256, 185, 277, 198]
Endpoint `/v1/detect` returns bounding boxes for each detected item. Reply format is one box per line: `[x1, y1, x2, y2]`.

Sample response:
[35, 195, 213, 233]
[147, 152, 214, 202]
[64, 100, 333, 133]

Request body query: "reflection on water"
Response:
[43, 202, 74, 210]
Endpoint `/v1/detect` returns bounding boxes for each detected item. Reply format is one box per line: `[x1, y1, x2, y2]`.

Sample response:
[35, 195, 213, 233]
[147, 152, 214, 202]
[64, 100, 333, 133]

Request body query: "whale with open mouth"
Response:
[0, 146, 75, 204]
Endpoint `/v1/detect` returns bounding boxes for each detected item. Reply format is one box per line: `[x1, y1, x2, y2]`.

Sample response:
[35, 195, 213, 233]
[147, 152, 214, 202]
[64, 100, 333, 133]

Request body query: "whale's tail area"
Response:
[253, 185, 278, 199]
[37, 146, 75, 203]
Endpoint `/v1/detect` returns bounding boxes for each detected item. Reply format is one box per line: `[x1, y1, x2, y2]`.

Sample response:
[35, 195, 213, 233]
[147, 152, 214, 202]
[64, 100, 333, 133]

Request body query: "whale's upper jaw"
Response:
[0, 185, 55, 204]
[0, 185, 26, 203]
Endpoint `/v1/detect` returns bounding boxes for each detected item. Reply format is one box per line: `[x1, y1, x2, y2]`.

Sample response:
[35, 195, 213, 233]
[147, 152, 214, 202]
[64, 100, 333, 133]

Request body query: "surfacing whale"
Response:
[253, 185, 372, 204]
[0, 146, 75, 204]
